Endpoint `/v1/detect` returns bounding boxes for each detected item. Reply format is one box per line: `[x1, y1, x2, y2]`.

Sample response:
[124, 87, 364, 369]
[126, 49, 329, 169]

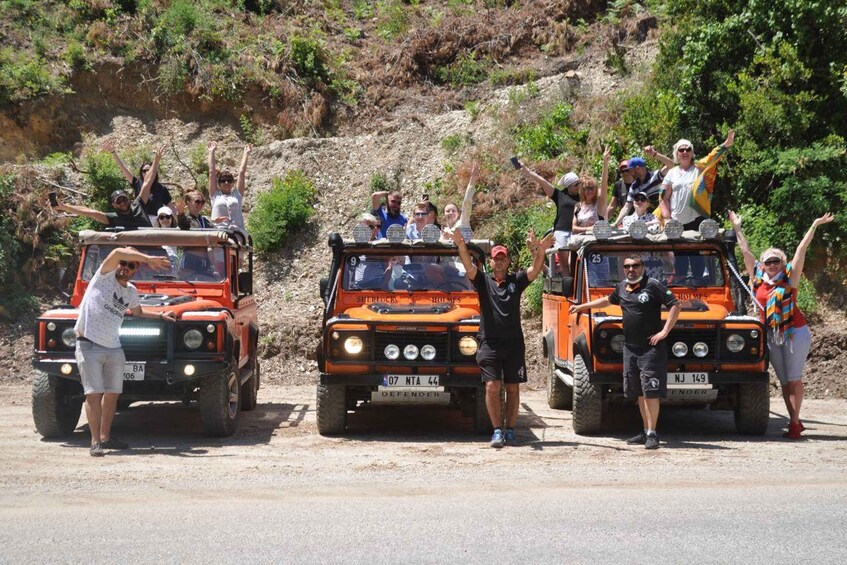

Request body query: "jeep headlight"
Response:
[344, 336, 364, 355]
[726, 333, 745, 353]
[61, 328, 77, 348]
[458, 336, 478, 356]
[183, 329, 203, 350]
[692, 342, 709, 358]
[610, 334, 624, 353]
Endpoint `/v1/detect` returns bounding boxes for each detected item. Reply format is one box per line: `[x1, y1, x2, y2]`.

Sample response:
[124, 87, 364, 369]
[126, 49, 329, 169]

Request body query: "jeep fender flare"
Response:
[573, 334, 593, 374]
[542, 328, 554, 361]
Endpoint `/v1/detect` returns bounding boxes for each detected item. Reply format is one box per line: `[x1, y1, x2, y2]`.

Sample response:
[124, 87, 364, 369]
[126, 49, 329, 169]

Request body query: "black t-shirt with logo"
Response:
[471, 269, 530, 347]
[551, 188, 578, 232]
[105, 198, 152, 230]
[612, 178, 631, 206]
[608, 275, 679, 347]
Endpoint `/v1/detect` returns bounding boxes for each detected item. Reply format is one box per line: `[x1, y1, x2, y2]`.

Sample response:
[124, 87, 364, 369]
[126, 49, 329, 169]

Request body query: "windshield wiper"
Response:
[153, 274, 178, 280]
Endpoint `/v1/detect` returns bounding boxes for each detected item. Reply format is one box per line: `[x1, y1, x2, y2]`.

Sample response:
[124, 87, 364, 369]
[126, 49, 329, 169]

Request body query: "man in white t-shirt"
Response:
[74, 248, 174, 456]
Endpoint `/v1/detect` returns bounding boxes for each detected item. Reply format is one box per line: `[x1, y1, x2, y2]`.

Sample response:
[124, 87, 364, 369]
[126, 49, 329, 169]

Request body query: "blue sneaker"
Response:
[490, 429, 505, 448]
[505, 428, 516, 443]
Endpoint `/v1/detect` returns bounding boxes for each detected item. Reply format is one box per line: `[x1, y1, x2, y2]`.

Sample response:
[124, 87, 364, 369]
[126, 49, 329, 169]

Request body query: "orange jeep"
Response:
[316, 226, 491, 435]
[32, 228, 259, 438]
[541, 221, 769, 435]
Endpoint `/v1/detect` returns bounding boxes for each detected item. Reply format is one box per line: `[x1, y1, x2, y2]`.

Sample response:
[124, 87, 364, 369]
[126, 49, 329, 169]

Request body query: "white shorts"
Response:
[75, 340, 125, 395]
[553, 230, 572, 249]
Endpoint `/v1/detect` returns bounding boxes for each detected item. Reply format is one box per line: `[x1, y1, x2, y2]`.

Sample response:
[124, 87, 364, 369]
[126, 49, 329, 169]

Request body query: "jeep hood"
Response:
[342, 302, 479, 323]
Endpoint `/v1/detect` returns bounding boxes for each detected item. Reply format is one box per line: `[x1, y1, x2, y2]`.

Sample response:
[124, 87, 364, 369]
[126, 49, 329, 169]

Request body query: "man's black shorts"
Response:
[476, 341, 527, 384]
[623, 343, 667, 399]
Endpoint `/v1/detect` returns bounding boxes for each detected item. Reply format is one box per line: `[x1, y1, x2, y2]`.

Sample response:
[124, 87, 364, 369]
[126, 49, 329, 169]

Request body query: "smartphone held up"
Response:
[510, 156, 521, 169]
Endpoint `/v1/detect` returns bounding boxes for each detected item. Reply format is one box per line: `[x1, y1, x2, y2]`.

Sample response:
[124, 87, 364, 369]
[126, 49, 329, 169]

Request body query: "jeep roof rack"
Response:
[338, 237, 494, 255]
[78, 228, 253, 249]
[561, 229, 728, 251]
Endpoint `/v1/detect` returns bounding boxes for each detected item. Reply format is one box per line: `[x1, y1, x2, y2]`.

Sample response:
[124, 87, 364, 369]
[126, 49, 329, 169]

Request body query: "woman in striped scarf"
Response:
[729, 211, 834, 439]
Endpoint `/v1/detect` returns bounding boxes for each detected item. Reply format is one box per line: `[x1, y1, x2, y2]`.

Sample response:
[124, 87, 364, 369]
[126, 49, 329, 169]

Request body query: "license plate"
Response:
[669, 372, 709, 385]
[123, 362, 145, 381]
[382, 374, 439, 387]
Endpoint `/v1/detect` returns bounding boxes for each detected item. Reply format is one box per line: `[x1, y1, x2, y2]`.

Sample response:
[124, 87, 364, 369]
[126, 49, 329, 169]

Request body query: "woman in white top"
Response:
[443, 162, 479, 229]
[208, 142, 251, 230]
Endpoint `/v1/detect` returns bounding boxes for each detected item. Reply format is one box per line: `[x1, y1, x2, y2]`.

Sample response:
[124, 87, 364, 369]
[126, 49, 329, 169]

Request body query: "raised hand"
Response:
[243, 143, 253, 155]
[154, 145, 165, 160]
[644, 145, 657, 157]
[813, 212, 834, 227]
[102, 140, 115, 153]
[602, 145, 611, 164]
[470, 161, 480, 183]
[147, 256, 171, 271]
[728, 210, 742, 230]
[208, 141, 217, 154]
[724, 130, 736, 148]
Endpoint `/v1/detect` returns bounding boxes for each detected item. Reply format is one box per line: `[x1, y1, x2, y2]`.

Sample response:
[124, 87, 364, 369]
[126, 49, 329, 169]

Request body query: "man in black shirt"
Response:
[452, 228, 553, 448]
[55, 189, 152, 230]
[571, 254, 680, 449]
[605, 159, 634, 222]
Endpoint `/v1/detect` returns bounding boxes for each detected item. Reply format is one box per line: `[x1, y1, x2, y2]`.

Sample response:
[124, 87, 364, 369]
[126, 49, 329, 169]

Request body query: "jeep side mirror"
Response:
[238, 271, 252, 294]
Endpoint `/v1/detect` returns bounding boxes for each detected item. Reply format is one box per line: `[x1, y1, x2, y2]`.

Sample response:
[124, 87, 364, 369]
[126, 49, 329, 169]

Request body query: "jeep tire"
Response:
[316, 381, 346, 435]
[547, 358, 573, 410]
[32, 371, 83, 438]
[572, 354, 602, 434]
[734, 381, 769, 435]
[240, 359, 259, 412]
[199, 365, 241, 437]
[473, 385, 493, 435]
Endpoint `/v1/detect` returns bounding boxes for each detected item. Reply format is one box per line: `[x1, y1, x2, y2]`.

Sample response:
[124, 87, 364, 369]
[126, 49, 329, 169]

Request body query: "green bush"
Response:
[290, 36, 328, 83]
[248, 171, 316, 252]
[83, 150, 130, 210]
[512, 102, 577, 161]
[0, 49, 61, 104]
[433, 52, 489, 86]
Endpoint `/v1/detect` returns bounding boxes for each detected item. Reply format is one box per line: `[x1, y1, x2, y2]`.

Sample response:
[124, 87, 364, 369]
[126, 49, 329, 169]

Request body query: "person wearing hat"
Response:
[54, 186, 152, 231]
[605, 158, 635, 221]
[620, 191, 659, 233]
[729, 210, 834, 439]
[451, 228, 554, 448]
[517, 161, 581, 250]
[103, 141, 173, 223]
[612, 153, 668, 227]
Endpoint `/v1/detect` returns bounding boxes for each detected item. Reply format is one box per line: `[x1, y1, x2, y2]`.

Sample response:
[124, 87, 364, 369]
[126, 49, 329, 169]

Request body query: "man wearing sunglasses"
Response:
[74, 247, 175, 456]
[612, 153, 671, 227]
[54, 189, 152, 230]
[570, 254, 680, 449]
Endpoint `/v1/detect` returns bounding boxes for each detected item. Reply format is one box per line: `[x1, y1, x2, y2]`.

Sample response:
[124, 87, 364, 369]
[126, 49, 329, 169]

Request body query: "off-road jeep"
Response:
[316, 227, 492, 435]
[32, 227, 260, 438]
[541, 221, 769, 435]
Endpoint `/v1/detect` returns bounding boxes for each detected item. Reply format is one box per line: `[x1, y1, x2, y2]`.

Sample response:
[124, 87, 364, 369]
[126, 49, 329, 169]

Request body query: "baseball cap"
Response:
[491, 245, 509, 258]
[618, 159, 630, 171]
[628, 157, 647, 168]
[157, 206, 173, 217]
[110, 189, 130, 203]
[557, 172, 580, 189]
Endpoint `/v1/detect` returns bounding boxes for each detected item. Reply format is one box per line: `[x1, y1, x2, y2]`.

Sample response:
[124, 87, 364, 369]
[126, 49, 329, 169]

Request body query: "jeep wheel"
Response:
[734, 381, 769, 435]
[199, 367, 240, 437]
[547, 358, 573, 410]
[572, 354, 602, 434]
[240, 360, 259, 412]
[32, 371, 83, 438]
[473, 385, 493, 435]
[316, 381, 346, 435]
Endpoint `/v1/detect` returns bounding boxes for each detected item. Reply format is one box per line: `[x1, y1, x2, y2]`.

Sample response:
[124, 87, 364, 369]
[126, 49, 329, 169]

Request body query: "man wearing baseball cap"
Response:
[451, 228, 554, 448]
[605, 159, 634, 222]
[54, 188, 151, 230]
[612, 151, 670, 226]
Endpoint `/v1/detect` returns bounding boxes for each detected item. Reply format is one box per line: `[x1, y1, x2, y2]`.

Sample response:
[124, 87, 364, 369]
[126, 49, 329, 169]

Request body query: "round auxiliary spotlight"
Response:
[672, 342, 688, 358]
[386, 224, 406, 244]
[421, 224, 441, 244]
[352, 224, 372, 244]
[628, 220, 648, 240]
[699, 218, 719, 239]
[457, 225, 473, 243]
[664, 219, 684, 239]
[593, 220, 612, 240]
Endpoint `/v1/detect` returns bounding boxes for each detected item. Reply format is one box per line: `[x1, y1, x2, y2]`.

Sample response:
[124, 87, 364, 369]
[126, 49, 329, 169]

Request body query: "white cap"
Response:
[157, 206, 173, 217]
[557, 172, 580, 189]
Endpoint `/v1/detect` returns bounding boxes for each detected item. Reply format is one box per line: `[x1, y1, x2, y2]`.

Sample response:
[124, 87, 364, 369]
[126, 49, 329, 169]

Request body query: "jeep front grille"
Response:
[667, 329, 719, 360]
[374, 331, 449, 362]
[120, 321, 168, 359]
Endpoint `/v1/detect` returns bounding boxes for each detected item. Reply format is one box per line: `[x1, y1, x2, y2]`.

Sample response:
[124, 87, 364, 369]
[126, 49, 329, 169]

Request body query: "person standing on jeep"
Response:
[570, 254, 681, 449]
[451, 229, 553, 448]
[371, 190, 407, 239]
[74, 247, 175, 456]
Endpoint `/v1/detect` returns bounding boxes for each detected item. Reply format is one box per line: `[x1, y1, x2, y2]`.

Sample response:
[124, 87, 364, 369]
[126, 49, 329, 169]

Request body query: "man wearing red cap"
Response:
[451, 229, 554, 447]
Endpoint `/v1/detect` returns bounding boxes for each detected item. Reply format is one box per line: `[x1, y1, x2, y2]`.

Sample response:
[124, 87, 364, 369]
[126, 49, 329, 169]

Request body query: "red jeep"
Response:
[32, 228, 259, 437]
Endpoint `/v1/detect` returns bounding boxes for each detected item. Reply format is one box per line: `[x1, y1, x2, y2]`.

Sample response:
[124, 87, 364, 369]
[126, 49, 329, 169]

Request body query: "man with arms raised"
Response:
[452, 229, 553, 448]
[74, 248, 175, 456]
[570, 254, 680, 449]
[371, 190, 407, 239]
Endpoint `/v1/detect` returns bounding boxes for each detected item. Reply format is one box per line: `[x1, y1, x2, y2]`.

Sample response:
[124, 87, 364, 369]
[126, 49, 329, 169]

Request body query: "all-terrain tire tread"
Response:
[316, 381, 346, 435]
[735, 381, 769, 435]
[572, 354, 602, 434]
[32, 371, 82, 438]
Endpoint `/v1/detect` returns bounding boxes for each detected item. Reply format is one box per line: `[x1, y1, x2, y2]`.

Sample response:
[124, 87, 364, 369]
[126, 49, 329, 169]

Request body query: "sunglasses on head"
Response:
[764, 258, 782, 266]
[118, 260, 138, 270]
[158, 214, 173, 220]
[623, 263, 643, 270]
[678, 147, 692, 153]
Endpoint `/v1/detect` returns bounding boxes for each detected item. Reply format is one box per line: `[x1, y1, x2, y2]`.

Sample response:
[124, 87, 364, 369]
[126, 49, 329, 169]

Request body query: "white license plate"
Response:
[123, 362, 145, 381]
[382, 374, 440, 387]
[669, 372, 709, 385]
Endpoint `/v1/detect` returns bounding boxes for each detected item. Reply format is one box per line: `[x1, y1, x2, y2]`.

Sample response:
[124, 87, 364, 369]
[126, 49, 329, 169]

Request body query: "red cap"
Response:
[491, 245, 509, 258]
[618, 159, 630, 171]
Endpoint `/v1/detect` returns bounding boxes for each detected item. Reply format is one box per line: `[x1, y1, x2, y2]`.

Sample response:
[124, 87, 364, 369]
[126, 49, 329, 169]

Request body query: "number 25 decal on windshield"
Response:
[590, 253, 603, 264]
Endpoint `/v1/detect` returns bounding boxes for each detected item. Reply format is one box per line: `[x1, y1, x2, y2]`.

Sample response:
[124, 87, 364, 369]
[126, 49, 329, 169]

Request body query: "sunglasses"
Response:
[414, 212, 428, 218]
[370, 224, 381, 229]
[623, 263, 643, 270]
[634, 196, 648, 203]
[192, 199, 206, 205]
[764, 258, 782, 266]
[678, 147, 692, 153]
[158, 214, 173, 220]
[219, 178, 234, 184]
[113, 198, 130, 205]
[118, 260, 139, 270]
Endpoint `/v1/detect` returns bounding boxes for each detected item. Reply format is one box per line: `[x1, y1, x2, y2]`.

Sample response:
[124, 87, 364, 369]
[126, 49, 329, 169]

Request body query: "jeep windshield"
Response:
[342, 253, 475, 292]
[582, 249, 725, 288]
[81, 244, 227, 283]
